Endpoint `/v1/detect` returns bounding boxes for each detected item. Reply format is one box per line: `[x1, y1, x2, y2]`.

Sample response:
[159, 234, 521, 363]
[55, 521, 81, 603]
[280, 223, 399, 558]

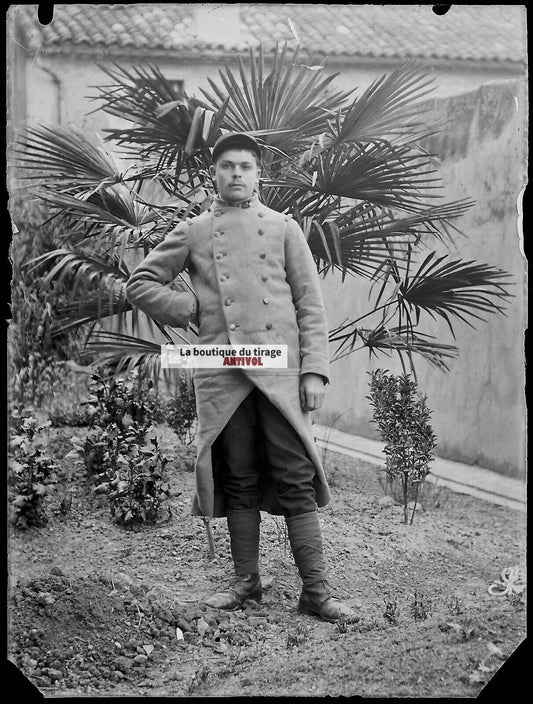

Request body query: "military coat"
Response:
[126, 193, 331, 517]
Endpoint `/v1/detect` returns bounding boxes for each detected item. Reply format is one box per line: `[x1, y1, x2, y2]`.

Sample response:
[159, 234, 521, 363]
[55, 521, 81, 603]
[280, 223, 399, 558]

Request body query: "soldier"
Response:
[126, 132, 356, 622]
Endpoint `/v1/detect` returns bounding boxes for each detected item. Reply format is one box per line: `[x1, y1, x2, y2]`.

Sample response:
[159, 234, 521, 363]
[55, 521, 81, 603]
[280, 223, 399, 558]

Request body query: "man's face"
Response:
[211, 149, 259, 202]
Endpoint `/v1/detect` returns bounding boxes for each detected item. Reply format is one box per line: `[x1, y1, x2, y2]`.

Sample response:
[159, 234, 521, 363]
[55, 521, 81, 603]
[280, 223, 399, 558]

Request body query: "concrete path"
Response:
[313, 424, 526, 513]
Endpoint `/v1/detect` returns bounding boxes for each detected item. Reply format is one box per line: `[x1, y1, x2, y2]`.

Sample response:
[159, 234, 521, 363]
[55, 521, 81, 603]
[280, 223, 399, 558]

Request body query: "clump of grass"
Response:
[286, 622, 308, 648]
[383, 596, 401, 625]
[410, 590, 434, 621]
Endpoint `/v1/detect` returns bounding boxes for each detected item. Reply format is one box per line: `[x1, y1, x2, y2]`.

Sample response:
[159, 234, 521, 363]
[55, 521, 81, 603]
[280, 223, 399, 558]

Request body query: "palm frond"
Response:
[330, 324, 458, 372]
[308, 199, 474, 274]
[90, 60, 228, 178]
[317, 61, 439, 153]
[28, 247, 129, 282]
[35, 184, 160, 230]
[263, 140, 443, 213]
[337, 198, 474, 237]
[80, 329, 178, 382]
[51, 290, 132, 336]
[26, 249, 130, 329]
[328, 248, 512, 368]
[396, 252, 513, 337]
[14, 124, 124, 194]
[199, 43, 351, 159]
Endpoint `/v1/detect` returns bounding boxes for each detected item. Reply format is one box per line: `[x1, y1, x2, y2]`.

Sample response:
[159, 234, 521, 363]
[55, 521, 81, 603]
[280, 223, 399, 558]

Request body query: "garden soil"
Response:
[8, 423, 526, 698]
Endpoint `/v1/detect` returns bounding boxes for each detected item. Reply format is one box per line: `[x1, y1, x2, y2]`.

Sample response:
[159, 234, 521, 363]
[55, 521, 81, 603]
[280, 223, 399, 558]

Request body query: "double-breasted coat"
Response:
[126, 193, 332, 517]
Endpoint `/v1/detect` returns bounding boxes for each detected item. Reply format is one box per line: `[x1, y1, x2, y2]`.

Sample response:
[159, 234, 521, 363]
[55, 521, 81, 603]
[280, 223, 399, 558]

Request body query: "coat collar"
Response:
[212, 193, 260, 210]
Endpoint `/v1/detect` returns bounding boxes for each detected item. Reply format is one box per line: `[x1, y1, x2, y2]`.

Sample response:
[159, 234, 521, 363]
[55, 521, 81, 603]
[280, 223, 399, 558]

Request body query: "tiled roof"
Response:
[14, 3, 526, 64]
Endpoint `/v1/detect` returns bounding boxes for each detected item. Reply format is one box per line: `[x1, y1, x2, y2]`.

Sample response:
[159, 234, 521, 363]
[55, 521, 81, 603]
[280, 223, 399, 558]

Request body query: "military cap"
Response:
[212, 132, 262, 162]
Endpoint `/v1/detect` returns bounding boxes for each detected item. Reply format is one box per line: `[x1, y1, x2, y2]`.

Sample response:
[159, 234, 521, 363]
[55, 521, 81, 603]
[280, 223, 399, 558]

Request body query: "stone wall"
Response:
[317, 80, 527, 478]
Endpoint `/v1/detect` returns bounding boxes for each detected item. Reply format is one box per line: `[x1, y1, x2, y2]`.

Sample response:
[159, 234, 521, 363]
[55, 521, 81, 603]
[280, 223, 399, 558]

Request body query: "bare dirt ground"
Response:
[8, 422, 527, 699]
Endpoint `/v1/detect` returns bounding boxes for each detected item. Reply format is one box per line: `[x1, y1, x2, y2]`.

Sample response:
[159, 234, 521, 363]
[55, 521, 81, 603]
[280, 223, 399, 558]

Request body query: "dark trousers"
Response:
[215, 387, 317, 517]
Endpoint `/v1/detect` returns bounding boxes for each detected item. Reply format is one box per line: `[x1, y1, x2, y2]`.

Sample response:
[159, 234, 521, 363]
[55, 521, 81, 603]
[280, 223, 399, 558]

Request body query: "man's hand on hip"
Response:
[299, 373, 326, 412]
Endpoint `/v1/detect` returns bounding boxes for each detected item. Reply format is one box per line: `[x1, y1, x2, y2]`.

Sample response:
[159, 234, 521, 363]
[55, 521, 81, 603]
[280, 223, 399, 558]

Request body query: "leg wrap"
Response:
[227, 507, 261, 576]
[285, 510, 327, 587]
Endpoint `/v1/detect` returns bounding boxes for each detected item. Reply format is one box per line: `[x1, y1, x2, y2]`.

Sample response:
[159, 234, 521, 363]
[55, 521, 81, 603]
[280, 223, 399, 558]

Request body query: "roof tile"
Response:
[14, 3, 525, 63]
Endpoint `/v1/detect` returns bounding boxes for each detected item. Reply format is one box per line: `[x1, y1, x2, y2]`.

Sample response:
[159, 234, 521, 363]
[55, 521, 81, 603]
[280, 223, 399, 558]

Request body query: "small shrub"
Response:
[165, 374, 197, 445]
[9, 417, 58, 528]
[105, 434, 172, 528]
[86, 368, 159, 443]
[73, 425, 172, 527]
[69, 369, 173, 527]
[83, 422, 122, 478]
[367, 369, 437, 524]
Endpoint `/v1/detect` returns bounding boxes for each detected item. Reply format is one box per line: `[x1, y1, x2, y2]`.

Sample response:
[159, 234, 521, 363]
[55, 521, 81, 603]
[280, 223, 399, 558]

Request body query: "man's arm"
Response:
[284, 218, 330, 409]
[126, 224, 196, 329]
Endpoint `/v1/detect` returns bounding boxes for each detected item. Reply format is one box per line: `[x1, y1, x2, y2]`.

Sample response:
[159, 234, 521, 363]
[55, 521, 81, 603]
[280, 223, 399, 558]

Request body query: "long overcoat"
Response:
[126, 193, 332, 517]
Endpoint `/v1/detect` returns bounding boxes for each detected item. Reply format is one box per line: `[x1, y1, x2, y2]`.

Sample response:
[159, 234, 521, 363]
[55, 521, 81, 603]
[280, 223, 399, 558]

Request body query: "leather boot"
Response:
[286, 511, 359, 623]
[204, 573, 262, 610]
[205, 508, 262, 610]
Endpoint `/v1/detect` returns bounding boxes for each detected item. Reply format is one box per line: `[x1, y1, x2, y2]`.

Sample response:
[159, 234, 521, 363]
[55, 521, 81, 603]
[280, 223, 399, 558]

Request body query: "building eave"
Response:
[27, 43, 525, 75]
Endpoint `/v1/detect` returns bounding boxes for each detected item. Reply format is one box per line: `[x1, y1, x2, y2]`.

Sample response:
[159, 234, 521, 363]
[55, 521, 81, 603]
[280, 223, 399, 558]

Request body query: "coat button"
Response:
[220, 275, 227, 282]
[214, 211, 222, 217]
[258, 228, 264, 235]
[259, 253, 266, 259]
[214, 231, 222, 238]
[215, 253, 223, 260]
[224, 298, 232, 306]
[263, 297, 269, 304]
[262, 275, 268, 281]
[229, 323, 237, 330]
[265, 323, 272, 330]
[258, 212, 264, 218]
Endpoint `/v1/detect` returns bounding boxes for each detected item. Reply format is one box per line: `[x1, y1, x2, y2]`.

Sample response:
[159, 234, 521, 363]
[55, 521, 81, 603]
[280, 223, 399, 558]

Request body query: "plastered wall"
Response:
[317, 81, 527, 478]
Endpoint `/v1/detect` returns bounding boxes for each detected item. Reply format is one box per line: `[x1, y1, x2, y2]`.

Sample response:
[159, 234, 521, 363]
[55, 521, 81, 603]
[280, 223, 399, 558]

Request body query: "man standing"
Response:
[126, 132, 356, 622]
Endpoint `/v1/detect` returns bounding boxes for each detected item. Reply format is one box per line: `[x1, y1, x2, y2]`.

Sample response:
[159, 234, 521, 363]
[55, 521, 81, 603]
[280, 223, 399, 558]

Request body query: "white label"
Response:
[161, 344, 288, 369]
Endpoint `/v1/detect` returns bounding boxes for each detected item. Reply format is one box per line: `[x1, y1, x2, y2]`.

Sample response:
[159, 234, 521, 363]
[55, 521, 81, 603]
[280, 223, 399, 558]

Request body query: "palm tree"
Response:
[13, 45, 512, 378]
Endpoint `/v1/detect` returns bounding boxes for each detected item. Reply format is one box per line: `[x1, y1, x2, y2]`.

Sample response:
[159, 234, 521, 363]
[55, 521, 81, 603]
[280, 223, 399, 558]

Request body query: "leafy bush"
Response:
[104, 433, 171, 527]
[164, 374, 197, 445]
[9, 195, 82, 407]
[86, 368, 161, 443]
[367, 369, 437, 524]
[9, 417, 58, 528]
[70, 368, 172, 527]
